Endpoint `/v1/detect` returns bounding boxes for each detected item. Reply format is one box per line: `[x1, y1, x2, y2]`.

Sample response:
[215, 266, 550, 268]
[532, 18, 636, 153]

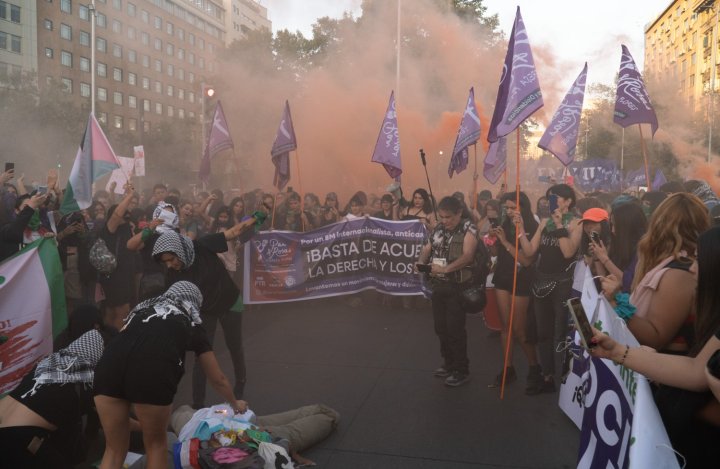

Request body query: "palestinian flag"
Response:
[0, 239, 67, 394]
[60, 113, 121, 214]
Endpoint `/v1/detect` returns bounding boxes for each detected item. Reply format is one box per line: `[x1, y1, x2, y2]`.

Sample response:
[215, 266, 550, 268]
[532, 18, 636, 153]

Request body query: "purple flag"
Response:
[371, 91, 402, 180]
[625, 168, 647, 187]
[483, 137, 508, 184]
[651, 169, 667, 191]
[271, 100, 297, 190]
[449, 87, 482, 178]
[487, 6, 544, 143]
[614, 45, 659, 136]
[538, 63, 587, 166]
[199, 101, 235, 181]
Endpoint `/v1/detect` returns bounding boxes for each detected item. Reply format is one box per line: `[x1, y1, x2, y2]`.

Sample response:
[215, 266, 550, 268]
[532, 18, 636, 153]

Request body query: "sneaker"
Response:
[445, 371, 470, 387]
[488, 366, 516, 388]
[433, 366, 451, 378]
[525, 365, 543, 395]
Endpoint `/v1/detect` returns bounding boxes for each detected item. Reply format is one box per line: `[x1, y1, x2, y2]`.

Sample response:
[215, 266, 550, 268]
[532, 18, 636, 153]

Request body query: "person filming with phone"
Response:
[416, 196, 479, 388]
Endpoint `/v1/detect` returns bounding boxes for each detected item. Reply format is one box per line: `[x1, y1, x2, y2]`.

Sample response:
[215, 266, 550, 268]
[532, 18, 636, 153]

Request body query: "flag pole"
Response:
[271, 193, 278, 230]
[638, 125, 650, 189]
[470, 144, 478, 210]
[500, 127, 522, 399]
[294, 149, 306, 232]
[620, 127, 625, 192]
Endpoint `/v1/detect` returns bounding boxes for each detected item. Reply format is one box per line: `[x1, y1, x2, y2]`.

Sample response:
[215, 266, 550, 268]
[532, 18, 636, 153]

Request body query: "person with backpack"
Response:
[416, 196, 481, 387]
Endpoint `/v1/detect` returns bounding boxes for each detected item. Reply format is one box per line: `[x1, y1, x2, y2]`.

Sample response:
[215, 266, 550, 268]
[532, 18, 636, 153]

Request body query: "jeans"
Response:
[534, 279, 573, 378]
[192, 310, 246, 406]
[431, 282, 469, 375]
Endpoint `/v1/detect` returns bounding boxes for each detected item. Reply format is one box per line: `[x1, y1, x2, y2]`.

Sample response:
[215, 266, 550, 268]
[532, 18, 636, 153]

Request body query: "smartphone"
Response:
[4, 162, 14, 172]
[548, 194, 559, 213]
[37, 185, 48, 195]
[489, 217, 499, 228]
[566, 297, 596, 350]
[590, 231, 600, 244]
[416, 263, 432, 273]
[592, 276, 603, 294]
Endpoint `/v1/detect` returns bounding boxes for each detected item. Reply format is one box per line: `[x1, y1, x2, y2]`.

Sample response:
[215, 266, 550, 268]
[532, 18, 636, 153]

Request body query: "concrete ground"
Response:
[86, 294, 579, 468]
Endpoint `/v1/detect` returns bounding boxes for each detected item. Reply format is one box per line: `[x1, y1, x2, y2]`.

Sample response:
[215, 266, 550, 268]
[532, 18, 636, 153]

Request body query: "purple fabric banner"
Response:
[487, 6, 544, 143]
[625, 168, 647, 187]
[614, 45, 659, 136]
[449, 87, 482, 178]
[371, 91, 403, 180]
[538, 63, 587, 166]
[651, 169, 667, 191]
[243, 217, 426, 303]
[483, 137, 507, 184]
[271, 100, 297, 190]
[199, 101, 235, 181]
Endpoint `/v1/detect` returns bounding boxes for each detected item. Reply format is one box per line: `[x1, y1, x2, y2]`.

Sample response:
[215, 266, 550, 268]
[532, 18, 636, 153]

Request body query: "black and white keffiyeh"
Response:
[21, 329, 104, 397]
[152, 230, 195, 268]
[124, 281, 203, 328]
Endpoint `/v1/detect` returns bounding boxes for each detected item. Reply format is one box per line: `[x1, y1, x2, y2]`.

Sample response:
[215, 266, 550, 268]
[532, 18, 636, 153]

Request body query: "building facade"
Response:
[36, 0, 226, 135]
[644, 0, 720, 111]
[225, 0, 269, 44]
[0, 0, 38, 78]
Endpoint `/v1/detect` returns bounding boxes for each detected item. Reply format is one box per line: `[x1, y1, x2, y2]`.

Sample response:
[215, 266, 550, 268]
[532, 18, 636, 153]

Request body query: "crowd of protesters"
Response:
[1, 163, 720, 467]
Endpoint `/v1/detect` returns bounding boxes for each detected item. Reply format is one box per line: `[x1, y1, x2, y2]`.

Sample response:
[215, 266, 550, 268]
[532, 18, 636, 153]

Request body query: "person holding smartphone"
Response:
[517, 184, 582, 394]
[578, 208, 611, 276]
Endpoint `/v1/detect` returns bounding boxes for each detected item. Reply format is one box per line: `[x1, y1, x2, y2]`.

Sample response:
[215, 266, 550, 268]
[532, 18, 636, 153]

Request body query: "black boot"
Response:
[525, 365, 543, 395]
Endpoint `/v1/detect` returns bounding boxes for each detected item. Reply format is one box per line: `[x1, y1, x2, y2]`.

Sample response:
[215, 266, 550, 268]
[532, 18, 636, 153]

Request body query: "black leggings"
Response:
[0, 426, 73, 469]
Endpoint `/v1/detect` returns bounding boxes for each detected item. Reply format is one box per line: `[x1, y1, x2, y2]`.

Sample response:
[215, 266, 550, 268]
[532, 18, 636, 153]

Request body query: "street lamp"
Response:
[89, 1, 96, 115]
[200, 82, 215, 153]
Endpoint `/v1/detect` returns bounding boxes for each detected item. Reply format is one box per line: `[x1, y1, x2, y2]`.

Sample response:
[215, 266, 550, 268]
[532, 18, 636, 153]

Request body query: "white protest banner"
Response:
[133, 145, 146, 177]
[106, 156, 135, 194]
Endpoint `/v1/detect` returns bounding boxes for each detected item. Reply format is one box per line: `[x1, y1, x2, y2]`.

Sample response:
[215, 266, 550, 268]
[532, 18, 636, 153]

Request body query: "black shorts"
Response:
[493, 267, 533, 297]
[93, 332, 184, 406]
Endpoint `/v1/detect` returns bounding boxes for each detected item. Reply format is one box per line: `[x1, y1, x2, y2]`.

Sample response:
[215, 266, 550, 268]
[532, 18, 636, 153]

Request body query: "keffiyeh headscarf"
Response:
[690, 181, 720, 210]
[153, 202, 180, 234]
[21, 329, 104, 397]
[152, 230, 195, 268]
[125, 281, 203, 328]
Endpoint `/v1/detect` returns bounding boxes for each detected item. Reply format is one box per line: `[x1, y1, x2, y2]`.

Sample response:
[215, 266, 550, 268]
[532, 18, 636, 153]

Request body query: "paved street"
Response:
[173, 295, 579, 468]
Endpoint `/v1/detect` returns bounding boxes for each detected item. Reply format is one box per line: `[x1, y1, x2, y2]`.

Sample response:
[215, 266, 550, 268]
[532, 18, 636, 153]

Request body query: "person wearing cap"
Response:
[579, 208, 611, 276]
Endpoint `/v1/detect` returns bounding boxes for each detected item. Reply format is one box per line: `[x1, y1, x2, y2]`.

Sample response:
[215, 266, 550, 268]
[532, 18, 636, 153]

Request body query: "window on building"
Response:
[60, 23, 72, 40]
[154, 38, 161, 51]
[143, 99, 150, 112]
[80, 82, 90, 97]
[128, 95, 136, 108]
[0, 32, 7, 51]
[188, 111, 194, 119]
[60, 0, 71, 14]
[188, 72, 194, 84]
[96, 37, 106, 52]
[113, 91, 122, 105]
[177, 48, 184, 60]
[188, 33, 194, 46]
[153, 15, 161, 29]
[199, 57, 204, 69]
[113, 115, 123, 129]
[167, 63, 173, 77]
[61, 50, 72, 67]
[154, 80, 161, 93]
[112, 19, 121, 33]
[128, 49, 136, 62]
[188, 91, 195, 103]
[142, 54, 149, 68]
[198, 38, 204, 50]
[98, 87, 107, 101]
[79, 4, 88, 20]
[113, 44, 122, 58]
[112, 0, 121, 10]
[127, 2, 135, 16]
[98, 112, 107, 125]
[188, 52, 194, 65]
[113, 67, 122, 81]
[177, 28, 184, 41]
[178, 108, 184, 119]
[128, 72, 136, 85]
[61, 77, 72, 93]
[692, 52, 697, 65]
[178, 68, 184, 80]
[96, 12, 106, 27]
[45, 47, 53, 58]
[80, 56, 89, 71]
[166, 22, 173, 35]
[10, 3, 20, 22]
[127, 26, 135, 40]
[166, 84, 173, 96]
[79, 30, 89, 46]
[155, 102, 162, 114]
[143, 120, 150, 132]
[178, 88, 184, 100]
[97, 62, 107, 77]
[141, 9, 148, 23]
[166, 43, 174, 56]
[154, 59, 161, 72]
[142, 76, 149, 89]
[167, 105, 174, 117]
[44, 19, 53, 30]
[128, 118, 137, 131]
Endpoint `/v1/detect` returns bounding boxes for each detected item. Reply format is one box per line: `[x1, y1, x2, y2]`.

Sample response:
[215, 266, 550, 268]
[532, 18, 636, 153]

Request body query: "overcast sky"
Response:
[264, 0, 673, 91]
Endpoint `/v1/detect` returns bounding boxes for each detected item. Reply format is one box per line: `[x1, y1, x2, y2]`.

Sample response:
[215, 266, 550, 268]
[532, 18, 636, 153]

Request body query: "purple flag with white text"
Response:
[483, 137, 508, 184]
[271, 100, 297, 190]
[449, 87, 482, 178]
[538, 63, 587, 166]
[652, 169, 667, 191]
[199, 101, 235, 181]
[487, 6, 544, 143]
[371, 91, 402, 180]
[614, 45, 658, 136]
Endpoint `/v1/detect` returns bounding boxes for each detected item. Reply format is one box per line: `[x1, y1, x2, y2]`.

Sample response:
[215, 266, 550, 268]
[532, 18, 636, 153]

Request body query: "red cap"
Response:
[581, 208, 609, 223]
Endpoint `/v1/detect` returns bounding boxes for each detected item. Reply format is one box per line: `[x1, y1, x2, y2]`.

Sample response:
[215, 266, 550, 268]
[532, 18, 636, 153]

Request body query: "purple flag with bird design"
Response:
[449, 87, 482, 178]
[270, 100, 297, 190]
[538, 63, 587, 166]
[487, 6, 544, 143]
[614, 45, 658, 137]
[371, 91, 402, 180]
[483, 137, 508, 184]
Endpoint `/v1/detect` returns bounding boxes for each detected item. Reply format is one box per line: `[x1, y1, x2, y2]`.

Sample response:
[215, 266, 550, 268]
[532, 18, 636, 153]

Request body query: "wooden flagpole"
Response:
[500, 127, 522, 399]
[638, 125, 650, 189]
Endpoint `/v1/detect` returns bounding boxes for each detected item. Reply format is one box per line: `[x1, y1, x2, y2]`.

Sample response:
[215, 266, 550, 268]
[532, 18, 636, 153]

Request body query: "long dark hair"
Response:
[411, 188, 433, 214]
[608, 203, 647, 271]
[499, 191, 537, 237]
[547, 183, 577, 210]
[210, 205, 232, 232]
[580, 220, 612, 257]
[229, 197, 245, 222]
[691, 226, 720, 356]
